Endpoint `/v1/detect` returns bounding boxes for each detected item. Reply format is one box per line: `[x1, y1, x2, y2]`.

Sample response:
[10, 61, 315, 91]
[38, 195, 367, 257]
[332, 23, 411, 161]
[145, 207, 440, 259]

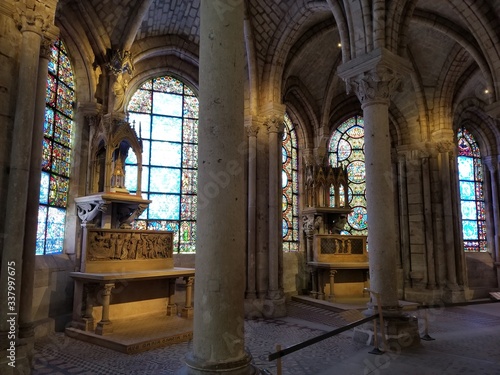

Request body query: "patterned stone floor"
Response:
[33, 301, 500, 375]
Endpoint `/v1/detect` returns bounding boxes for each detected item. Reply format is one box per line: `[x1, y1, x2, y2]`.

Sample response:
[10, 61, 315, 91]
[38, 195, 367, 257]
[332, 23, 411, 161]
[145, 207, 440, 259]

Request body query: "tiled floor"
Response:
[33, 300, 500, 375]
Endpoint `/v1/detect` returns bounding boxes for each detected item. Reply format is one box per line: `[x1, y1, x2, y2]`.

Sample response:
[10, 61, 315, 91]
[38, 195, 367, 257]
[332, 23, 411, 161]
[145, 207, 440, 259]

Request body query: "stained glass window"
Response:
[37, 39, 75, 255]
[457, 127, 487, 252]
[328, 116, 367, 236]
[126, 76, 198, 253]
[282, 113, 299, 252]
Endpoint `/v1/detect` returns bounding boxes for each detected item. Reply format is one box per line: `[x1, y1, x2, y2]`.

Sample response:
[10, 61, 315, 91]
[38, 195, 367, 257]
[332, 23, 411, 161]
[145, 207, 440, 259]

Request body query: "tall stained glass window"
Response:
[37, 39, 75, 255]
[282, 113, 299, 251]
[457, 127, 487, 252]
[328, 115, 367, 236]
[126, 76, 198, 253]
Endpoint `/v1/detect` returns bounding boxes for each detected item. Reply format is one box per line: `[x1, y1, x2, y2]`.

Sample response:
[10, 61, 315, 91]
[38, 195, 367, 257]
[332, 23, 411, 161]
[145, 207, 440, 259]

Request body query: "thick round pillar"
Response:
[362, 100, 399, 308]
[0, 20, 42, 336]
[19, 37, 52, 340]
[180, 1, 257, 374]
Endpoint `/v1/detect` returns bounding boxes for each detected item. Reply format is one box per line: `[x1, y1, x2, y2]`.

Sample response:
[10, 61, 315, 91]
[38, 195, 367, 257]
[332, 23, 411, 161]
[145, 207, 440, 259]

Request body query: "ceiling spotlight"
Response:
[484, 89, 489, 94]
[337, 43, 342, 48]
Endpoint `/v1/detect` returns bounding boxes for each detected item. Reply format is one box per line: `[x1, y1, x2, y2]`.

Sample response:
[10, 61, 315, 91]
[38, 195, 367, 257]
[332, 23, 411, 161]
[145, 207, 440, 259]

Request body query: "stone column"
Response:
[339, 69, 400, 309]
[484, 156, 500, 286]
[19, 33, 57, 343]
[396, 151, 411, 289]
[245, 121, 259, 300]
[338, 48, 420, 347]
[179, 1, 257, 374]
[421, 155, 436, 289]
[435, 137, 459, 289]
[0, 4, 48, 348]
[265, 114, 284, 301]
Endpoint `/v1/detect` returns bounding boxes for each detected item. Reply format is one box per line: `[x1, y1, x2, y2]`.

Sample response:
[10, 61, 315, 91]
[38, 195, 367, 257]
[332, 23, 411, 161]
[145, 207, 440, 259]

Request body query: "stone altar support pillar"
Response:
[179, 1, 258, 374]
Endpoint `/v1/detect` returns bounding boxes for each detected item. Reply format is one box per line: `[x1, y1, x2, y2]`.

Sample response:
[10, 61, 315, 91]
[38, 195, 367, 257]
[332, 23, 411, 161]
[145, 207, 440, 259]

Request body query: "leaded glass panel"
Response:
[457, 127, 487, 252]
[328, 116, 368, 236]
[37, 39, 74, 255]
[126, 76, 199, 253]
[282, 113, 299, 251]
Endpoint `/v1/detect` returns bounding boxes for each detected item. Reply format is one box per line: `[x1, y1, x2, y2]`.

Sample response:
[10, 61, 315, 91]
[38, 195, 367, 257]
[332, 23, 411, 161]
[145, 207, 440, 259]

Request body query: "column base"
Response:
[176, 352, 261, 375]
[72, 317, 95, 332]
[353, 314, 420, 350]
[181, 307, 194, 318]
[167, 304, 178, 316]
[95, 320, 113, 335]
[244, 298, 264, 319]
[262, 297, 287, 318]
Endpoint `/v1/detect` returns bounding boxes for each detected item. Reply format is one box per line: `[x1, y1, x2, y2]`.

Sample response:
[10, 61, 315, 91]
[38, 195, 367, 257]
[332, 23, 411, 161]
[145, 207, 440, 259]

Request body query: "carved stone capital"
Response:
[14, 1, 56, 35]
[39, 36, 53, 59]
[337, 48, 411, 106]
[435, 140, 455, 154]
[245, 123, 260, 137]
[264, 115, 284, 134]
[346, 67, 402, 105]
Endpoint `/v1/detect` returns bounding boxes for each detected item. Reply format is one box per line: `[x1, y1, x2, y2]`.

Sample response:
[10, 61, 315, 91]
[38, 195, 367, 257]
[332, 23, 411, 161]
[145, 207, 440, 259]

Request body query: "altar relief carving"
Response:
[87, 229, 173, 261]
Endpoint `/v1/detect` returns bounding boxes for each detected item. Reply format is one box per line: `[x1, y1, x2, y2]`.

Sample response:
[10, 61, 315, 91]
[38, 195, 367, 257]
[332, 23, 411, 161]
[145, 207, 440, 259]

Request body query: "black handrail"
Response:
[268, 313, 378, 361]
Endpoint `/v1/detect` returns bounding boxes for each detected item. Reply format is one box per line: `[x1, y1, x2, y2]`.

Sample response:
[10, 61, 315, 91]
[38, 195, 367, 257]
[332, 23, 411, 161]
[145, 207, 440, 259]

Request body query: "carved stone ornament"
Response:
[265, 114, 285, 134]
[86, 230, 173, 261]
[14, 1, 55, 34]
[245, 124, 259, 137]
[302, 215, 315, 235]
[346, 67, 402, 105]
[76, 202, 106, 224]
[435, 140, 455, 153]
[106, 50, 134, 76]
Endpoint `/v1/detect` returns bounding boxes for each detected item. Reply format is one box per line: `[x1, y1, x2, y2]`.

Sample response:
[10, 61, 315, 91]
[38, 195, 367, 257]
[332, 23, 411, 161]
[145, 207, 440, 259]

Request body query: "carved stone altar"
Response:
[67, 102, 195, 352]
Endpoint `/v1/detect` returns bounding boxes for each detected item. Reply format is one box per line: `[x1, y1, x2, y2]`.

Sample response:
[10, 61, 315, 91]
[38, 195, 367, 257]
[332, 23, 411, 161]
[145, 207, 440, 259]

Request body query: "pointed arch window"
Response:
[37, 39, 75, 255]
[282, 113, 299, 251]
[328, 115, 367, 236]
[457, 127, 487, 252]
[125, 76, 199, 253]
